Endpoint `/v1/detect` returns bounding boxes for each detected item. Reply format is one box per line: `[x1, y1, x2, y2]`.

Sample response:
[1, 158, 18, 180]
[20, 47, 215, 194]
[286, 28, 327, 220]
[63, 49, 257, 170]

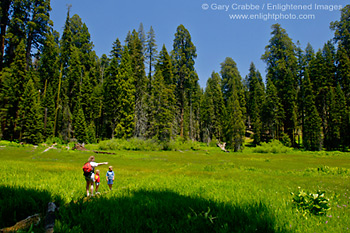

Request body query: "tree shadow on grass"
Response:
[0, 186, 63, 230]
[58, 190, 291, 233]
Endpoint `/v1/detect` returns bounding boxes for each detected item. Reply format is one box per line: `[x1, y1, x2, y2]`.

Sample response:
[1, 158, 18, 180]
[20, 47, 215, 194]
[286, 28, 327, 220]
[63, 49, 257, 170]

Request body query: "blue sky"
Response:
[50, 0, 346, 88]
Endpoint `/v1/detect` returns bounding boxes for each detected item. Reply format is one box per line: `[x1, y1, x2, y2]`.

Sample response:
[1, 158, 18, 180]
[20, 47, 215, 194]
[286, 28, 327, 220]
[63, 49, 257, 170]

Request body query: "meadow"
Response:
[0, 140, 349, 232]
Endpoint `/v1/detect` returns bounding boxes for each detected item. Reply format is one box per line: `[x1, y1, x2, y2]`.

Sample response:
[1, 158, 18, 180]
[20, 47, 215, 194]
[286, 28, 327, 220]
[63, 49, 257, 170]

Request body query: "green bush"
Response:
[98, 137, 203, 151]
[291, 188, 330, 216]
[253, 140, 291, 154]
[98, 138, 165, 151]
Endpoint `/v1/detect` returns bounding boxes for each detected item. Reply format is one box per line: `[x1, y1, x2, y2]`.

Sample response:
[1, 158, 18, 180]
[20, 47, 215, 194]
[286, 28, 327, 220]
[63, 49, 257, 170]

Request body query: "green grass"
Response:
[0, 143, 350, 232]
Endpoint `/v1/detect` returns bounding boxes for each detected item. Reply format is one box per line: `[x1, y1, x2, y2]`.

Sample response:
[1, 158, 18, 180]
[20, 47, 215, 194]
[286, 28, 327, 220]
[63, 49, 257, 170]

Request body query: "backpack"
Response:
[83, 162, 94, 177]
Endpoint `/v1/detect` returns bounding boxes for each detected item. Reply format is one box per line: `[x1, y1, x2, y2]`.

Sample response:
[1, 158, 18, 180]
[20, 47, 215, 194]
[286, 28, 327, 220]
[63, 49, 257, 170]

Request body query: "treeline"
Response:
[0, 1, 349, 151]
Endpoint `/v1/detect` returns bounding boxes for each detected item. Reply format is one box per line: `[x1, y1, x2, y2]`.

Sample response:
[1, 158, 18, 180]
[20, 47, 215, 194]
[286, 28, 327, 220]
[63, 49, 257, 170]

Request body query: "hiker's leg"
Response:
[86, 180, 90, 196]
[90, 182, 94, 195]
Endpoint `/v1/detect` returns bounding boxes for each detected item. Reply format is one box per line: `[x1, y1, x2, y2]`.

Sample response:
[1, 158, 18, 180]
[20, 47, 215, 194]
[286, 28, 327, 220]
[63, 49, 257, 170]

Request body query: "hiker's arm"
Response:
[97, 162, 108, 166]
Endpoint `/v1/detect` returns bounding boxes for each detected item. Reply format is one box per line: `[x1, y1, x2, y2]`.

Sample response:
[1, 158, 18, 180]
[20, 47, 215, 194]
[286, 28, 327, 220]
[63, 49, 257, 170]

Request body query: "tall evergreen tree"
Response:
[172, 24, 198, 139]
[3, 0, 27, 67]
[146, 26, 157, 81]
[200, 72, 225, 143]
[127, 30, 147, 138]
[336, 44, 350, 105]
[146, 44, 175, 140]
[114, 47, 135, 139]
[225, 91, 245, 151]
[302, 71, 322, 151]
[246, 62, 264, 144]
[38, 30, 59, 138]
[0, 0, 12, 70]
[261, 77, 284, 141]
[25, 0, 52, 69]
[262, 24, 298, 145]
[0, 40, 27, 140]
[16, 77, 43, 144]
[72, 102, 88, 143]
[331, 5, 350, 54]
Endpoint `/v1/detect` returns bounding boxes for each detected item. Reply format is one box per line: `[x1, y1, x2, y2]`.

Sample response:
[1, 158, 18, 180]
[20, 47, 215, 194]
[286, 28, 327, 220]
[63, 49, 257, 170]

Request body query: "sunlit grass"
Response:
[0, 143, 350, 232]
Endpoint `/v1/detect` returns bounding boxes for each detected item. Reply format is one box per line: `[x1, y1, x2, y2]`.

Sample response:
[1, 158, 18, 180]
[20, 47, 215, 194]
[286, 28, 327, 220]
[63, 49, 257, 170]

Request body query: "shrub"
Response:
[253, 140, 291, 153]
[98, 137, 203, 151]
[291, 188, 330, 216]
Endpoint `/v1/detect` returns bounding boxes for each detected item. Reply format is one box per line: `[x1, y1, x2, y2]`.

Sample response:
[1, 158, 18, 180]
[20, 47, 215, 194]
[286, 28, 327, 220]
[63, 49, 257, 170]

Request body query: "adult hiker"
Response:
[83, 156, 108, 196]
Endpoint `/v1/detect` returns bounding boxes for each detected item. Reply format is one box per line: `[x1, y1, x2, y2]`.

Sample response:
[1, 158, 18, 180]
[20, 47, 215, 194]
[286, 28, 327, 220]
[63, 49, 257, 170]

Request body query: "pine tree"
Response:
[72, 103, 88, 143]
[38, 30, 59, 139]
[0, 0, 12, 70]
[127, 30, 147, 138]
[24, 0, 52, 68]
[200, 72, 225, 143]
[261, 24, 298, 145]
[0, 40, 27, 140]
[336, 44, 350, 106]
[60, 5, 72, 71]
[262, 77, 284, 140]
[114, 47, 135, 139]
[246, 62, 264, 144]
[146, 26, 157, 80]
[16, 78, 43, 144]
[172, 24, 198, 139]
[220, 57, 246, 114]
[110, 38, 122, 64]
[302, 71, 322, 151]
[331, 5, 350, 54]
[225, 91, 245, 152]
[146, 44, 175, 140]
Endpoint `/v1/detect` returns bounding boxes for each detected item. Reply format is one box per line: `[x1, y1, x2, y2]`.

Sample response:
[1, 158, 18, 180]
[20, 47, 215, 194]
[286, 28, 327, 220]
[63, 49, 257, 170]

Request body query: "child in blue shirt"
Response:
[106, 166, 115, 190]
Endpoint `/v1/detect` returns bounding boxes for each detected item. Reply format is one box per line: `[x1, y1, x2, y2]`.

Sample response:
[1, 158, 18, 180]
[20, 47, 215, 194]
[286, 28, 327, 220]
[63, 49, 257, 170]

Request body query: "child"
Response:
[95, 170, 100, 194]
[106, 166, 115, 190]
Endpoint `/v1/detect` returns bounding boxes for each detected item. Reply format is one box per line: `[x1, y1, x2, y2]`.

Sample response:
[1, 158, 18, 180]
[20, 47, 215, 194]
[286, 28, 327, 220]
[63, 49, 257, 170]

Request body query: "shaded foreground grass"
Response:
[58, 190, 287, 233]
[0, 145, 350, 232]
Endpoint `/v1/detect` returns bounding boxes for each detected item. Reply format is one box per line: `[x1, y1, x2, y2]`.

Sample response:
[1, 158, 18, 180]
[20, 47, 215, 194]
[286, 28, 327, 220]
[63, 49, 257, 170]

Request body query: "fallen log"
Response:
[45, 202, 57, 233]
[217, 142, 229, 152]
[93, 150, 116, 155]
[0, 214, 41, 233]
[72, 143, 88, 151]
[42, 143, 58, 153]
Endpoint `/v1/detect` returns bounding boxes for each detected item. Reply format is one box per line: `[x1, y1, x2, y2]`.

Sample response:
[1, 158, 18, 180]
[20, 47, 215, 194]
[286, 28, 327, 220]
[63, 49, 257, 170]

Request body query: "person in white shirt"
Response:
[85, 156, 108, 196]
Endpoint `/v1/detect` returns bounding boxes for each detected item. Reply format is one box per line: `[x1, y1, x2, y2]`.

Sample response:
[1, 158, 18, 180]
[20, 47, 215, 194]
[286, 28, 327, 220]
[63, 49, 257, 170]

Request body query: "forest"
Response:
[0, 1, 349, 151]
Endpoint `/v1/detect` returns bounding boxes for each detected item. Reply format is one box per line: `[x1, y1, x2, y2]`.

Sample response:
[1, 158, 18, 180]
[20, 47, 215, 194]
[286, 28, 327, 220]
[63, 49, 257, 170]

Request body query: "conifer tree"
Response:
[72, 103, 88, 143]
[38, 30, 59, 138]
[24, 0, 52, 68]
[0, 40, 27, 140]
[110, 38, 122, 64]
[172, 24, 198, 139]
[331, 5, 350, 54]
[60, 5, 72, 71]
[225, 91, 245, 151]
[146, 44, 175, 140]
[0, 0, 12, 70]
[127, 30, 147, 138]
[200, 72, 225, 143]
[4, 0, 52, 68]
[220, 57, 246, 115]
[336, 44, 350, 105]
[262, 24, 298, 145]
[302, 71, 322, 151]
[146, 26, 157, 80]
[17, 78, 43, 144]
[246, 62, 264, 144]
[262, 77, 284, 140]
[114, 47, 135, 139]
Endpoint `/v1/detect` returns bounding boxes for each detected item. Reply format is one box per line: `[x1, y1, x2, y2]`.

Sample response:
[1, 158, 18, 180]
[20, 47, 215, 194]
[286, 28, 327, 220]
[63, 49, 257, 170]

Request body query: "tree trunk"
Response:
[0, 0, 11, 71]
